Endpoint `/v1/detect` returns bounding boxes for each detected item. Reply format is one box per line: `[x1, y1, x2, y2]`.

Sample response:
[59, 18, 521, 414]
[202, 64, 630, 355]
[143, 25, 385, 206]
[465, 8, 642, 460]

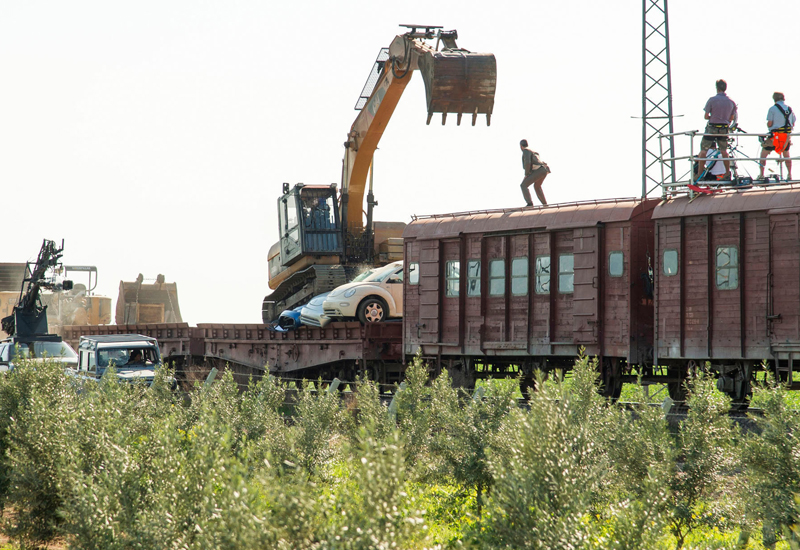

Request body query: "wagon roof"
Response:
[404, 197, 657, 239]
[652, 185, 800, 219]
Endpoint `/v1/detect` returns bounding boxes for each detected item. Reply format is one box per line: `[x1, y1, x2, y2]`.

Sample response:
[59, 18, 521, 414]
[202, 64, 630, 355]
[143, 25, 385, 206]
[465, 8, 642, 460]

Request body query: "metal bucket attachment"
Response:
[418, 50, 496, 126]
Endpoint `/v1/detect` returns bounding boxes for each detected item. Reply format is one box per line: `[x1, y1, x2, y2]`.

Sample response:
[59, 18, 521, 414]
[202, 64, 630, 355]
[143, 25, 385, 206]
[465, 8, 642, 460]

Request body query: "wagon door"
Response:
[418, 240, 441, 345]
[573, 226, 600, 347]
[769, 213, 800, 348]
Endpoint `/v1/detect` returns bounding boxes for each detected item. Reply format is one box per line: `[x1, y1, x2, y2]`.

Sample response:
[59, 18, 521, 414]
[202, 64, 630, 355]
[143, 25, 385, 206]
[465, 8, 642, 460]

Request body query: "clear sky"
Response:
[2, 1, 799, 324]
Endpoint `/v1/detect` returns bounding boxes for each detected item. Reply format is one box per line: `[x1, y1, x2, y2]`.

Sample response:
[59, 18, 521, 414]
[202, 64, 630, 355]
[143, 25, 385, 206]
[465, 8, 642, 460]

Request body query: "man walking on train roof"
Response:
[759, 92, 796, 181]
[697, 79, 737, 179]
[519, 139, 549, 206]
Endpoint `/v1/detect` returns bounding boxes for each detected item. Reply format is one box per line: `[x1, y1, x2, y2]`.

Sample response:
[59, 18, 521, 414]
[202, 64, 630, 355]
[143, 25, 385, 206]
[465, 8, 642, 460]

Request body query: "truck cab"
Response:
[74, 334, 163, 385]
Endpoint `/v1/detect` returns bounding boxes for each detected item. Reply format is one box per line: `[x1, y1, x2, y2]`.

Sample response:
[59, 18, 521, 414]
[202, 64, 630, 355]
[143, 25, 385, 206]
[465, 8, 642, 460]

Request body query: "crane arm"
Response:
[341, 26, 496, 235]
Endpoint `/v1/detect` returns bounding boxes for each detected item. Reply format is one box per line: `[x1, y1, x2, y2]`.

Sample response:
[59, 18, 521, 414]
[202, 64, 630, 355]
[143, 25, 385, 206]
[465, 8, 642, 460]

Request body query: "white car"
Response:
[322, 261, 403, 323]
[0, 337, 78, 372]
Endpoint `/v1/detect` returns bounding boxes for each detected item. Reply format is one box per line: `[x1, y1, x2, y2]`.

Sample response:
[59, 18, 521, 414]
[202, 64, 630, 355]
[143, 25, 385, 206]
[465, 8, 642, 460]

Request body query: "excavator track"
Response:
[262, 264, 347, 323]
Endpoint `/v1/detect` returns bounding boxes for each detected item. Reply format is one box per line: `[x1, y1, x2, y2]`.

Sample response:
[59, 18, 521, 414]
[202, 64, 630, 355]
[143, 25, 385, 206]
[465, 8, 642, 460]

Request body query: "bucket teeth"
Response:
[418, 50, 496, 128]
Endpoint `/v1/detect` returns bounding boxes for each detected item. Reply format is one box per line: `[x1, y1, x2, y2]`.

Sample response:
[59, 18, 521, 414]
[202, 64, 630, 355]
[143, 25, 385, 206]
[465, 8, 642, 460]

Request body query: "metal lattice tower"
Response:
[642, 0, 676, 198]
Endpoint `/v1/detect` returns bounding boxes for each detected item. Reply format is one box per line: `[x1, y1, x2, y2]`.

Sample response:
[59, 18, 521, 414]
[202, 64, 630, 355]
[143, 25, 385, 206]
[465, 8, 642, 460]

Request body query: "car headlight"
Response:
[344, 288, 357, 298]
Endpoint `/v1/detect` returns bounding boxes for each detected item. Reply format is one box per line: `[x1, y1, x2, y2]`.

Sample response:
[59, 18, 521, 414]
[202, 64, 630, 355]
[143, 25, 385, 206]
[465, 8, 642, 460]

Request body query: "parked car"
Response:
[276, 306, 303, 331]
[70, 334, 166, 386]
[0, 336, 78, 372]
[300, 292, 332, 328]
[322, 261, 403, 323]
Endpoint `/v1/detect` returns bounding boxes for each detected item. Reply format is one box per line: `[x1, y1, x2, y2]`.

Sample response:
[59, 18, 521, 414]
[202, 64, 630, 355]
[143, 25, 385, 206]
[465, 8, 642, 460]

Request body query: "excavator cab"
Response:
[278, 183, 342, 267]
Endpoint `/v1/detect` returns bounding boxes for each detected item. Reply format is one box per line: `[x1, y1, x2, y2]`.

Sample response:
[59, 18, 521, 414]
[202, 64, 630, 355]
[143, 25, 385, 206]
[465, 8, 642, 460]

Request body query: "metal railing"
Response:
[656, 129, 798, 197]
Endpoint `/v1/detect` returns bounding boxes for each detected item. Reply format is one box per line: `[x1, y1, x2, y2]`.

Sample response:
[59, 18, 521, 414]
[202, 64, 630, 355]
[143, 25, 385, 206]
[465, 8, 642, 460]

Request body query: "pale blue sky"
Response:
[1, 1, 797, 323]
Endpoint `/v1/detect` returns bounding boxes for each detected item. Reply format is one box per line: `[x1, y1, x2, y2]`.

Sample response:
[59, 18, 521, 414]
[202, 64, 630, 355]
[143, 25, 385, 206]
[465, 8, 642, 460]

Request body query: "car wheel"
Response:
[357, 297, 388, 323]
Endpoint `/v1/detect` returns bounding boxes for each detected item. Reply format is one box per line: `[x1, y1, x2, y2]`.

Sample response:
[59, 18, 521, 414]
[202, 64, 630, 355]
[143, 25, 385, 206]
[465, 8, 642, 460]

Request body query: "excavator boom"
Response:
[263, 25, 496, 322]
[342, 25, 496, 234]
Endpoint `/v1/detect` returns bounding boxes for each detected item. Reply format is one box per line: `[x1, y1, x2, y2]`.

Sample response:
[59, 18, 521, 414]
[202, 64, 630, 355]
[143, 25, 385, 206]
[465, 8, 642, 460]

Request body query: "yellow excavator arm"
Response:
[341, 25, 496, 234]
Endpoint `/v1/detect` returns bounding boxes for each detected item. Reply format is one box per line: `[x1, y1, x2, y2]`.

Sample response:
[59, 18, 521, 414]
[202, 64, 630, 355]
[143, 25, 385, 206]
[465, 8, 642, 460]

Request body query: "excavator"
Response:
[262, 25, 497, 322]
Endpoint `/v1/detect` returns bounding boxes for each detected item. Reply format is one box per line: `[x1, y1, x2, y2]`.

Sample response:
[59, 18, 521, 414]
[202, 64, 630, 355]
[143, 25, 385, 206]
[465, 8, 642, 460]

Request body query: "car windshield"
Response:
[11, 342, 77, 360]
[351, 268, 376, 283]
[363, 264, 402, 283]
[97, 347, 159, 368]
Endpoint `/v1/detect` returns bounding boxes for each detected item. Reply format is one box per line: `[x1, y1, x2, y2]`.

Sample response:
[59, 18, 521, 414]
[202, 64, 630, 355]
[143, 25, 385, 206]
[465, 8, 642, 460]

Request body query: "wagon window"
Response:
[716, 246, 739, 290]
[535, 255, 550, 294]
[445, 261, 460, 297]
[609, 251, 624, 277]
[559, 254, 574, 293]
[511, 257, 528, 296]
[408, 262, 419, 285]
[663, 249, 678, 276]
[489, 259, 505, 296]
[467, 260, 481, 296]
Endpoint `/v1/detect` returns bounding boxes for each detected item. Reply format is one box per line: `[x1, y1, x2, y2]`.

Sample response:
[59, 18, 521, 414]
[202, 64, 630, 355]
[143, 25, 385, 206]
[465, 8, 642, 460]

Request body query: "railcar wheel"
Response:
[447, 357, 476, 390]
[667, 364, 689, 402]
[600, 358, 623, 400]
[357, 297, 388, 323]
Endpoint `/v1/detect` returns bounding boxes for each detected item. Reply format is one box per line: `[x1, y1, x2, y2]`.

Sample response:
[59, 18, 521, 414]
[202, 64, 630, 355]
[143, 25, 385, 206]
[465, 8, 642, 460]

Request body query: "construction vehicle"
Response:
[116, 274, 182, 324]
[0, 239, 72, 343]
[0, 262, 113, 338]
[41, 265, 112, 331]
[262, 25, 497, 322]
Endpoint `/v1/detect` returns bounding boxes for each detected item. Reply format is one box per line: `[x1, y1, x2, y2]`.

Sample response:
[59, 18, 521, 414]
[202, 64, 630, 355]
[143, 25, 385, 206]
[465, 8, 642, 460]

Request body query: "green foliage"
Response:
[666, 372, 736, 550]
[428, 372, 516, 517]
[395, 354, 434, 465]
[325, 428, 431, 550]
[476, 356, 610, 549]
[740, 380, 800, 548]
[290, 378, 346, 475]
[0, 351, 796, 549]
[351, 375, 394, 441]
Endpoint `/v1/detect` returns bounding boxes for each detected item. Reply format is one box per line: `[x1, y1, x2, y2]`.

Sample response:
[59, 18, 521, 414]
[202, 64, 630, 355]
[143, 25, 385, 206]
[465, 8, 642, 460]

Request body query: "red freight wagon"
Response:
[653, 186, 800, 403]
[402, 198, 658, 396]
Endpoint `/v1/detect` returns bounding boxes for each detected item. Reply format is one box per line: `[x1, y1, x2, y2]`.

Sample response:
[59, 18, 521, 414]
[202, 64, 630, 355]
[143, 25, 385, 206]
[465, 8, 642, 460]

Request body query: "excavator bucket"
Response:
[418, 50, 497, 126]
[116, 274, 182, 324]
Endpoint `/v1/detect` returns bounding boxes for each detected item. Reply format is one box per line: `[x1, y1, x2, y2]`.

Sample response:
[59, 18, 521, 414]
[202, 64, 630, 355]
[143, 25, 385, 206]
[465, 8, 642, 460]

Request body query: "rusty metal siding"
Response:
[483, 236, 506, 346]
[602, 224, 629, 358]
[403, 240, 421, 355]
[573, 227, 600, 346]
[743, 213, 770, 357]
[529, 232, 552, 353]
[682, 217, 710, 358]
[652, 187, 800, 220]
[464, 236, 483, 352]
[553, 231, 574, 344]
[656, 219, 682, 358]
[405, 198, 658, 240]
[770, 213, 800, 349]
[418, 240, 440, 345]
[710, 214, 743, 357]
[629, 217, 655, 365]
[441, 240, 461, 345]
[510, 235, 529, 345]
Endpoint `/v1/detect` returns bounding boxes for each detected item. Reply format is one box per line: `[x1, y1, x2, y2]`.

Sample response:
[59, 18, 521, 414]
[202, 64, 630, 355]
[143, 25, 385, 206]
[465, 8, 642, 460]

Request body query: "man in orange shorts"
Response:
[759, 92, 796, 181]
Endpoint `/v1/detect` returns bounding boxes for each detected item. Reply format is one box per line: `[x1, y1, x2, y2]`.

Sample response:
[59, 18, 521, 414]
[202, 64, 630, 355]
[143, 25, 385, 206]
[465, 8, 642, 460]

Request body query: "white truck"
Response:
[72, 334, 164, 385]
